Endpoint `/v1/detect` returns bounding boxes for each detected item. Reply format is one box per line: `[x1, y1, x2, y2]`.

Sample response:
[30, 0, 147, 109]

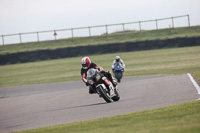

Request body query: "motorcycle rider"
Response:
[112, 56, 125, 73]
[81, 56, 117, 94]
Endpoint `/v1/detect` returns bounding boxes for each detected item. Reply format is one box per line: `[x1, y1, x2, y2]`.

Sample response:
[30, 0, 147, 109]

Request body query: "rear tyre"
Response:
[112, 89, 120, 101]
[97, 85, 112, 103]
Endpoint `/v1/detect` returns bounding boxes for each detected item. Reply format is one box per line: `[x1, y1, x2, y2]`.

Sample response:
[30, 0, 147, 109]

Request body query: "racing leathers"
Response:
[81, 63, 117, 94]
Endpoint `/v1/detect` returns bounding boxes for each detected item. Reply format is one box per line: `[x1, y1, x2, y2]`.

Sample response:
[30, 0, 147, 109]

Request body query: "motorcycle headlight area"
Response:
[88, 80, 94, 85]
[96, 74, 101, 81]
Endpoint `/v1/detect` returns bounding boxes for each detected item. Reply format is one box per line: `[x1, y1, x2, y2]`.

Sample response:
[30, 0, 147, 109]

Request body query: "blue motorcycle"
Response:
[113, 63, 124, 83]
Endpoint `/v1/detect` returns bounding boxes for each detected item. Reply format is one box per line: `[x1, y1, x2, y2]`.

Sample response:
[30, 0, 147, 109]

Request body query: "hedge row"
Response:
[0, 36, 200, 65]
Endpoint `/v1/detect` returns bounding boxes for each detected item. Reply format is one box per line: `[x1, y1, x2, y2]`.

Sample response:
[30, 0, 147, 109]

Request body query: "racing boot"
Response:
[89, 86, 102, 97]
[89, 86, 96, 94]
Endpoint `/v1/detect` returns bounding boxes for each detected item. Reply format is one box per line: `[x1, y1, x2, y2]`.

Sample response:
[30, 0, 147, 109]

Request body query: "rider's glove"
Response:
[86, 82, 90, 86]
[112, 69, 115, 72]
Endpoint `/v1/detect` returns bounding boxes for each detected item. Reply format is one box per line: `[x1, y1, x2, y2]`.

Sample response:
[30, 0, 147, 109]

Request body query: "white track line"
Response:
[187, 73, 200, 100]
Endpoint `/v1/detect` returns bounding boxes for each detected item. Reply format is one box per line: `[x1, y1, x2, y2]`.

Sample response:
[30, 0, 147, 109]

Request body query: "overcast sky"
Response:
[0, 0, 200, 35]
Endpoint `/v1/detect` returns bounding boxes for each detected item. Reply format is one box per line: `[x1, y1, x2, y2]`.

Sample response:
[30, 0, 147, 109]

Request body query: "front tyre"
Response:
[117, 79, 121, 83]
[115, 72, 121, 83]
[97, 85, 112, 103]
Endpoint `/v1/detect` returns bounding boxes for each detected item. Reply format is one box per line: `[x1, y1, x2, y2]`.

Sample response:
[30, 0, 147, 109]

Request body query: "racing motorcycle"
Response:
[86, 68, 120, 103]
[113, 63, 124, 83]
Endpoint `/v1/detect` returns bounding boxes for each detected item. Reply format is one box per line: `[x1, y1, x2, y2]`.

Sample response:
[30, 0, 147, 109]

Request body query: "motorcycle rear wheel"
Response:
[112, 89, 120, 101]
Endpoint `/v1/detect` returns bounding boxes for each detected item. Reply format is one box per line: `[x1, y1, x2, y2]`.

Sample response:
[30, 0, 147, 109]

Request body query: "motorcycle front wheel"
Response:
[97, 85, 112, 103]
[115, 72, 122, 83]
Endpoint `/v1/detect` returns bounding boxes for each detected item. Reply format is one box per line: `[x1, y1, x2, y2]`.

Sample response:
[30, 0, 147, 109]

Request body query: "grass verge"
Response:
[0, 96, 9, 99]
[14, 100, 200, 133]
[0, 46, 200, 87]
[0, 26, 200, 54]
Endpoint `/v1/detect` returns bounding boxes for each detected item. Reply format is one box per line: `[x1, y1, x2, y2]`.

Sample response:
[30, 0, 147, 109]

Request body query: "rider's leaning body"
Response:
[80, 57, 117, 94]
[112, 56, 125, 72]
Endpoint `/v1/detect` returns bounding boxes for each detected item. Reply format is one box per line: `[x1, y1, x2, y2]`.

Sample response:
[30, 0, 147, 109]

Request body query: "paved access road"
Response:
[0, 74, 199, 133]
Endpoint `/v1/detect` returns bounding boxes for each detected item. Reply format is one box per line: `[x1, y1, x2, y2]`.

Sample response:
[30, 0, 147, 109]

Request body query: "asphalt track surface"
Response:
[0, 74, 199, 133]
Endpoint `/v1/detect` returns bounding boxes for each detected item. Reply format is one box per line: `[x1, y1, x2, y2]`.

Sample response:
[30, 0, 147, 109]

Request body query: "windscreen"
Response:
[87, 68, 96, 78]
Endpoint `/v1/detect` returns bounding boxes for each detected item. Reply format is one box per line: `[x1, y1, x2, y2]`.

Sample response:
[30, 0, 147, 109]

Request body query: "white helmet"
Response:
[115, 56, 120, 62]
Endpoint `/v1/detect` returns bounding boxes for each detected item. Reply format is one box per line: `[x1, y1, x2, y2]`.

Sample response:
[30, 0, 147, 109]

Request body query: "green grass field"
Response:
[0, 46, 200, 87]
[15, 100, 200, 133]
[1, 26, 200, 54]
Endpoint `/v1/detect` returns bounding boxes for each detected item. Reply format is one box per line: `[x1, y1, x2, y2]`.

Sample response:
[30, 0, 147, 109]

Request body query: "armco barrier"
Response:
[0, 36, 200, 65]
